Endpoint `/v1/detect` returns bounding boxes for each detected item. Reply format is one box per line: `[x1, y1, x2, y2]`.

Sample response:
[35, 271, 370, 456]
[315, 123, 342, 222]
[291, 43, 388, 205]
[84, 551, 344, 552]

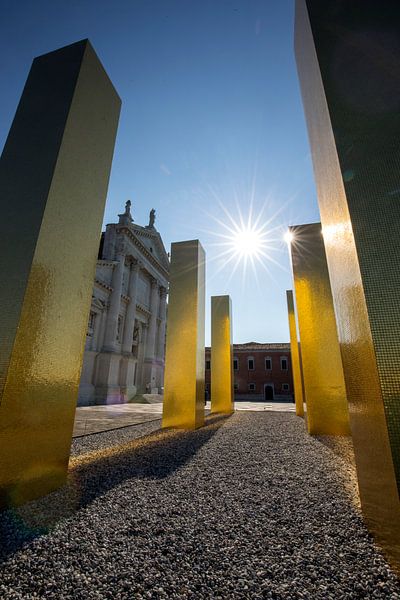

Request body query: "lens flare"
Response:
[198, 204, 289, 289]
[284, 231, 294, 244]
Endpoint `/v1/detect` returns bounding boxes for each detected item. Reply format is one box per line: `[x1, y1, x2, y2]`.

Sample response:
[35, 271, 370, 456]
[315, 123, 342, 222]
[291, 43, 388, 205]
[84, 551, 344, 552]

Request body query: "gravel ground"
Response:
[0, 411, 399, 599]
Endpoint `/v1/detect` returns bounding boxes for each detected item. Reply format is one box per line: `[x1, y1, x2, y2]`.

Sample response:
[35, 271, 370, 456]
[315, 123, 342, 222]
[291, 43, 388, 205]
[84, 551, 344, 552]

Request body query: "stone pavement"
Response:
[73, 401, 296, 437]
[235, 401, 296, 412]
[73, 403, 163, 437]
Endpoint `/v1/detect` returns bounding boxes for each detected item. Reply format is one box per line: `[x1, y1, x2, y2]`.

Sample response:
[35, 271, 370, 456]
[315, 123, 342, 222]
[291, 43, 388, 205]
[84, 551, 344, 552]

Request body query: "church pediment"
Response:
[103, 201, 170, 277]
[131, 226, 169, 270]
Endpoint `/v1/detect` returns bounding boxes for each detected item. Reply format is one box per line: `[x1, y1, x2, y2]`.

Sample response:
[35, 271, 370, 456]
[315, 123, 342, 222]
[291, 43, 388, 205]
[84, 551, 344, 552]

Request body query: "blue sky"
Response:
[0, 0, 320, 343]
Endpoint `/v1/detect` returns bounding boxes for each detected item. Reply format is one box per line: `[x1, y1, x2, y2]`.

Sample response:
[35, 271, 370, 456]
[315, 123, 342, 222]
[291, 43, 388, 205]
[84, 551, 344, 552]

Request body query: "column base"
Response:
[155, 359, 165, 391]
[93, 351, 123, 404]
[142, 358, 164, 395]
[120, 354, 138, 402]
[77, 382, 95, 406]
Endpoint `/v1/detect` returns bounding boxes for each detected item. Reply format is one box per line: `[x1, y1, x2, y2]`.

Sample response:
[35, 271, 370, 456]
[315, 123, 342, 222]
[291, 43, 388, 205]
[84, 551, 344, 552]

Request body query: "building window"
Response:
[280, 356, 288, 371]
[248, 383, 256, 391]
[234, 383, 238, 391]
[233, 358, 239, 371]
[248, 357, 255, 370]
[282, 383, 290, 391]
[206, 360, 211, 370]
[87, 311, 96, 337]
[265, 357, 272, 370]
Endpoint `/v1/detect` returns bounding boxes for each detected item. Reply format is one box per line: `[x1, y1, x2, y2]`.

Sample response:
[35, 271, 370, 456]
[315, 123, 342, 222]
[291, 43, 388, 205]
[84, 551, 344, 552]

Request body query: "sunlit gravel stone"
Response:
[0, 412, 399, 599]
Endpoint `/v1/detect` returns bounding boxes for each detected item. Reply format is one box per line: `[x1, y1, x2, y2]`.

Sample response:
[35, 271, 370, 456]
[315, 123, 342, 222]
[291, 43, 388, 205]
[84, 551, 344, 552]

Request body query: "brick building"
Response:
[205, 342, 294, 402]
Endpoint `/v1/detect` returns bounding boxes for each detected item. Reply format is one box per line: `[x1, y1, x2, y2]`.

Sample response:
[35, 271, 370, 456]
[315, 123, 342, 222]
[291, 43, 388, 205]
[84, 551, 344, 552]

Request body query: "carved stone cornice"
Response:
[136, 302, 151, 317]
[91, 297, 106, 311]
[94, 277, 113, 292]
[97, 260, 115, 268]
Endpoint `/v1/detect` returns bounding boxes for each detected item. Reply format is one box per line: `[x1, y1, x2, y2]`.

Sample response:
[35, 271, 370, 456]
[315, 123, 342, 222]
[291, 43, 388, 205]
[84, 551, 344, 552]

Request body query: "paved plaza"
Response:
[73, 401, 295, 437]
[73, 403, 164, 437]
[1, 410, 399, 598]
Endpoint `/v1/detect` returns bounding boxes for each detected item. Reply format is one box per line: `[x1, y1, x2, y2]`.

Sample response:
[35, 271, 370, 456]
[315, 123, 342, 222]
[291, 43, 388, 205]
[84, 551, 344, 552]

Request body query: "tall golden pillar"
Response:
[162, 240, 206, 429]
[295, 0, 400, 568]
[288, 223, 350, 436]
[286, 290, 304, 417]
[211, 295, 234, 414]
[0, 40, 121, 507]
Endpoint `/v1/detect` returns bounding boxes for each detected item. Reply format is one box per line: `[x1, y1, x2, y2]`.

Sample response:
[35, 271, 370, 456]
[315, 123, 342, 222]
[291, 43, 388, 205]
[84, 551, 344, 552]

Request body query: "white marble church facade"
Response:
[78, 201, 169, 406]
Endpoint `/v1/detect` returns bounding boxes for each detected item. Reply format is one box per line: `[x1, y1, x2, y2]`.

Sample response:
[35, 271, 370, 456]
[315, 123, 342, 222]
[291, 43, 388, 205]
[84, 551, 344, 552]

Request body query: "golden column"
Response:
[288, 223, 350, 436]
[295, 0, 400, 567]
[211, 295, 234, 414]
[286, 290, 304, 418]
[162, 240, 206, 429]
[0, 40, 121, 507]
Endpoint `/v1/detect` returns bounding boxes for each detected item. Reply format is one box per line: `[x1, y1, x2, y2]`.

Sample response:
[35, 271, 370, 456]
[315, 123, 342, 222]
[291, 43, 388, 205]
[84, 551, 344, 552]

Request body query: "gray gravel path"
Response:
[0, 412, 399, 599]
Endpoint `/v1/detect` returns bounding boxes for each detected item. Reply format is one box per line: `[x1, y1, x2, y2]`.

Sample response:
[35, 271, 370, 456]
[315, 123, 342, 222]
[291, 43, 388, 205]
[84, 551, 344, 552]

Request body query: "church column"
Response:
[102, 251, 125, 352]
[91, 310, 101, 351]
[122, 260, 140, 354]
[136, 323, 148, 392]
[155, 286, 168, 390]
[146, 278, 160, 360]
[142, 278, 160, 390]
[96, 308, 107, 352]
[157, 287, 168, 359]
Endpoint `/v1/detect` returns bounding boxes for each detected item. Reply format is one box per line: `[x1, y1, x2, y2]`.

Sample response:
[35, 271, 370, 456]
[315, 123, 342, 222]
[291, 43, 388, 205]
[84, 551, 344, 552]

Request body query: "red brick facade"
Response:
[205, 342, 294, 402]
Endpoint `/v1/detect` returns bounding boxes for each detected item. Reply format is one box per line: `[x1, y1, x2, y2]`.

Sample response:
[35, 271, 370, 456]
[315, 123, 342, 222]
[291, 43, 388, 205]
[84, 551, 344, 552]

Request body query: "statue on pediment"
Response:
[147, 208, 156, 229]
[118, 199, 133, 225]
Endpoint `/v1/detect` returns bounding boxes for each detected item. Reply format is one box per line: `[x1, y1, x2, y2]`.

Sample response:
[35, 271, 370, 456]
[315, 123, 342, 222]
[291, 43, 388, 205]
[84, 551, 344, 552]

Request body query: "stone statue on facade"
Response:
[118, 199, 133, 226]
[148, 208, 156, 229]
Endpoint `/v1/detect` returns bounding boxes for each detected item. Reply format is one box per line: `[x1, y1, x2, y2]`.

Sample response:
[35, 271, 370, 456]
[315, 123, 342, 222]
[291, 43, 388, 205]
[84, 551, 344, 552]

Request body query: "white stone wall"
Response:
[78, 207, 169, 406]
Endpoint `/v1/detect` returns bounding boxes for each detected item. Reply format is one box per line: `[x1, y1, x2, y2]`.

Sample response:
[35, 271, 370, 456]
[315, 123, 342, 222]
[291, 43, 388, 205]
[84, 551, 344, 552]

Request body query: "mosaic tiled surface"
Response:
[162, 240, 206, 429]
[295, 0, 400, 569]
[286, 290, 304, 417]
[0, 40, 121, 507]
[289, 223, 350, 435]
[211, 295, 234, 414]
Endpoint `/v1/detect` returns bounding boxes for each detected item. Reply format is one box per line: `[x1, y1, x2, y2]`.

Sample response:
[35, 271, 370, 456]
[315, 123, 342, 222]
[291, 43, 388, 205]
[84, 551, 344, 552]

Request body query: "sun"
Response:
[228, 225, 265, 258]
[195, 187, 290, 287]
[201, 204, 288, 286]
[231, 226, 265, 257]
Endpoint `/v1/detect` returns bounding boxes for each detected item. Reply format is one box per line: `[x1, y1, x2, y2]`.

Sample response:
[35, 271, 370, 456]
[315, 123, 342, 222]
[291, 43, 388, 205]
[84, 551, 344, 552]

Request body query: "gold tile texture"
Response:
[211, 295, 234, 414]
[162, 240, 206, 429]
[286, 290, 304, 417]
[0, 40, 121, 507]
[295, 0, 400, 570]
[289, 223, 350, 436]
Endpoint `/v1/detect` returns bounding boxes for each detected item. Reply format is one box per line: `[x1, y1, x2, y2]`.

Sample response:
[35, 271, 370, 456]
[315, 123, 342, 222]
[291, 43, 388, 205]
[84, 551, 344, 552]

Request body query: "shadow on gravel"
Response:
[314, 434, 355, 464]
[0, 412, 232, 562]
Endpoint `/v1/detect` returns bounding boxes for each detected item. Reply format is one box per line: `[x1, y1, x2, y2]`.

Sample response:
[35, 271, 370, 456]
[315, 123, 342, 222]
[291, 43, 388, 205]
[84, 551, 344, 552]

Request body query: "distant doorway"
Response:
[264, 385, 274, 401]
